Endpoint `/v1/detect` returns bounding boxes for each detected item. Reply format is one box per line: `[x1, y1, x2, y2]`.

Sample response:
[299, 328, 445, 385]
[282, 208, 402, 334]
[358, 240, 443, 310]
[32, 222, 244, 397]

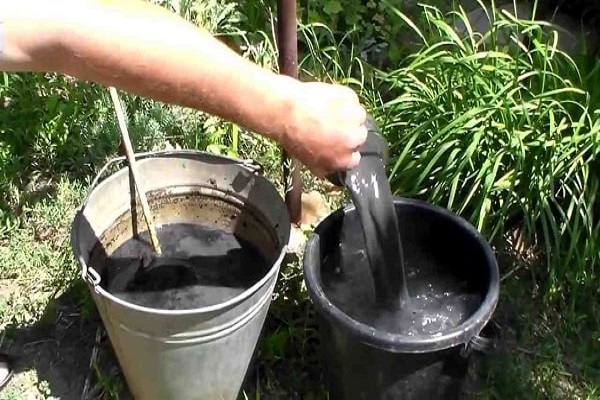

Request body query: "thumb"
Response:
[349, 151, 361, 169]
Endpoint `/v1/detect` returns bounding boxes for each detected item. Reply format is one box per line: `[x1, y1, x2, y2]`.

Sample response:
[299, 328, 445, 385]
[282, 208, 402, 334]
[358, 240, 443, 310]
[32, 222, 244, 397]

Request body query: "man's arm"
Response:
[0, 0, 367, 176]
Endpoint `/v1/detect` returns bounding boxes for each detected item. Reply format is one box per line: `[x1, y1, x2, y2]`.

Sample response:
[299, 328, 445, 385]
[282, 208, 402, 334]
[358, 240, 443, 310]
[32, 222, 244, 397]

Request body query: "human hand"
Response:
[279, 82, 368, 177]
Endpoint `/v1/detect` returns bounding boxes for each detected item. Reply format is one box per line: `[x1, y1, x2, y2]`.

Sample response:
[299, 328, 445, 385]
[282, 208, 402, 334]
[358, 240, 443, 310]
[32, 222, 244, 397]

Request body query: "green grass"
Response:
[477, 264, 600, 399]
[1, 0, 599, 399]
[0, 177, 86, 329]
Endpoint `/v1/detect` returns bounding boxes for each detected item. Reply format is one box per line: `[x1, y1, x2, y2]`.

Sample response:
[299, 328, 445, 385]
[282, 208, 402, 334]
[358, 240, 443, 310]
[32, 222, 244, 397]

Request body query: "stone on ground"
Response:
[286, 190, 331, 255]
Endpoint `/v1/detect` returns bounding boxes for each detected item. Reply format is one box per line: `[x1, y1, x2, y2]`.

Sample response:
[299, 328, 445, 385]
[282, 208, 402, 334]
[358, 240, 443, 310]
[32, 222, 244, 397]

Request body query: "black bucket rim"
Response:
[303, 196, 500, 354]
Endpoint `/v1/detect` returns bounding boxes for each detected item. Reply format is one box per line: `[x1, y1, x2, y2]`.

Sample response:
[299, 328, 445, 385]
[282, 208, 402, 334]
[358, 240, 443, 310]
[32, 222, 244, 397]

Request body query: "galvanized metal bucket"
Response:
[71, 150, 290, 400]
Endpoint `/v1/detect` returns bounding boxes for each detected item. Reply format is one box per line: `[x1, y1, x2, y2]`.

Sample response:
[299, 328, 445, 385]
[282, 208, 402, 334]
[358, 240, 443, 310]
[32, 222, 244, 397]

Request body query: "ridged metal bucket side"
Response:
[91, 265, 279, 399]
[71, 150, 290, 400]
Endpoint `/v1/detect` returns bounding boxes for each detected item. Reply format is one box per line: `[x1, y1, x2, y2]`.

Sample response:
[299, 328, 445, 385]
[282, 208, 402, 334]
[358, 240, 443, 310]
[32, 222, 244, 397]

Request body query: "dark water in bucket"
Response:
[331, 152, 481, 337]
[96, 223, 269, 310]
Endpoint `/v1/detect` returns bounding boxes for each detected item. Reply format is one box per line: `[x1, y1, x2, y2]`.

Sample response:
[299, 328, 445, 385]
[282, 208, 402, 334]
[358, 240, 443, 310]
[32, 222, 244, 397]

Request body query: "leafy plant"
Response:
[377, 1, 599, 296]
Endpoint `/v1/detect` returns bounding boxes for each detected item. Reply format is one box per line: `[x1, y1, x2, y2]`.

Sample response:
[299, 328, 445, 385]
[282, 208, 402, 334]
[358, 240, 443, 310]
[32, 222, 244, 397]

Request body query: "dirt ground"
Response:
[1, 285, 126, 400]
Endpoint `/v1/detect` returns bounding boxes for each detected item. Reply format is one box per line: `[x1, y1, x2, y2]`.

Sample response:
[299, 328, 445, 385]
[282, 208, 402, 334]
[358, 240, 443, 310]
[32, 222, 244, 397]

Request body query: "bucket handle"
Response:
[74, 149, 263, 287]
[460, 322, 497, 357]
[86, 149, 262, 202]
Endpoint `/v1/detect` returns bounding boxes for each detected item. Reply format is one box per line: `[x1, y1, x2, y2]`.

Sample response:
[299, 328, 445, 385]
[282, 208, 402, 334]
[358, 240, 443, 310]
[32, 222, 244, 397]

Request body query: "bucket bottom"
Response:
[318, 315, 477, 400]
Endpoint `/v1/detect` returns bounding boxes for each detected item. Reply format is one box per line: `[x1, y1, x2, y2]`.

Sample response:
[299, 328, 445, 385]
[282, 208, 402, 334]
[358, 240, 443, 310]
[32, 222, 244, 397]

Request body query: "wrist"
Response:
[251, 72, 302, 144]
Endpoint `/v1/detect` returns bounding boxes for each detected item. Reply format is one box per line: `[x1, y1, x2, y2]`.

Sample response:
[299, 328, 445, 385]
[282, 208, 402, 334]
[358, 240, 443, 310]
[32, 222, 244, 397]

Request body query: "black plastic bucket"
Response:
[303, 197, 500, 400]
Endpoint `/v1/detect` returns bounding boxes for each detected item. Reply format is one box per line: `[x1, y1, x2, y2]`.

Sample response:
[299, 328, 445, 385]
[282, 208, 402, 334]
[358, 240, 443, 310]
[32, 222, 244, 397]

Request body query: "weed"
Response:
[0, 176, 86, 328]
[92, 360, 123, 400]
[377, 0, 599, 298]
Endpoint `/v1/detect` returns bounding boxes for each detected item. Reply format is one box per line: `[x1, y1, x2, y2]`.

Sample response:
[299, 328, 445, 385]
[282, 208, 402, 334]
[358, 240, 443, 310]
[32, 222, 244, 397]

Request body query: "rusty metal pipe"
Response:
[277, 0, 302, 224]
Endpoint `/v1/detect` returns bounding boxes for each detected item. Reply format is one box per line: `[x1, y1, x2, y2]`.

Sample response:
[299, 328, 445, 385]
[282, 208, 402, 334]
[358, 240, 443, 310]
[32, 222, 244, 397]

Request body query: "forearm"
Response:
[1, 0, 368, 175]
[1, 0, 298, 142]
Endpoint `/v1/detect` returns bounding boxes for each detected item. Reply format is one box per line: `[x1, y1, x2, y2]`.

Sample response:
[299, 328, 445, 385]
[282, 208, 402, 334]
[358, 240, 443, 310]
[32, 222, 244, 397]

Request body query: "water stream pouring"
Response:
[327, 117, 408, 309]
[325, 117, 489, 335]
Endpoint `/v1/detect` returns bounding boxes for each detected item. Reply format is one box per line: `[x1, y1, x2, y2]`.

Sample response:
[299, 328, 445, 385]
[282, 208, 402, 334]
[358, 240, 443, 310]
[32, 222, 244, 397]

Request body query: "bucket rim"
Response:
[84, 247, 287, 316]
[303, 196, 500, 354]
[71, 149, 291, 316]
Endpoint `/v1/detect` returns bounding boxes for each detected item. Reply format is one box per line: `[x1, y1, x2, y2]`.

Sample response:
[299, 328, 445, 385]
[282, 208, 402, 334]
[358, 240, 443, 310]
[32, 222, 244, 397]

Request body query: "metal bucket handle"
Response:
[73, 149, 263, 287]
[460, 321, 498, 357]
[85, 150, 262, 204]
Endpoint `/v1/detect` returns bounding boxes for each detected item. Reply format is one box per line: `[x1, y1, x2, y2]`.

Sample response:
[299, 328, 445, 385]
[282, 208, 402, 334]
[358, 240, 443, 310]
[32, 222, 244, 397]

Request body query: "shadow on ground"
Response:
[0, 282, 136, 400]
[1, 283, 96, 399]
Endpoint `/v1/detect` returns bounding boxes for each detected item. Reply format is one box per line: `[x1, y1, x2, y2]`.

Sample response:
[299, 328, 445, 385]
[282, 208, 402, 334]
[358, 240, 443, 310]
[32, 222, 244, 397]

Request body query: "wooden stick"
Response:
[109, 87, 162, 254]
